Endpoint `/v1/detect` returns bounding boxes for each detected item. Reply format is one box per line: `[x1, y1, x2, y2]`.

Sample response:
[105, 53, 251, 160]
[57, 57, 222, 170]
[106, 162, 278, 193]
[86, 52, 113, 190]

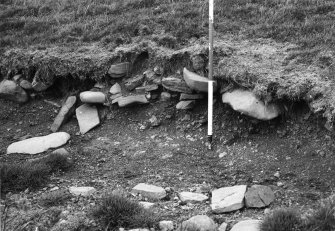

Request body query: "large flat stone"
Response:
[0, 80, 28, 103]
[109, 83, 122, 95]
[135, 84, 159, 94]
[7, 132, 70, 154]
[131, 183, 166, 200]
[162, 77, 192, 93]
[69, 187, 96, 197]
[51, 96, 77, 132]
[117, 95, 149, 107]
[180, 215, 217, 231]
[222, 90, 280, 120]
[183, 68, 218, 92]
[179, 192, 208, 203]
[80, 91, 106, 104]
[245, 185, 275, 208]
[76, 104, 100, 134]
[125, 75, 145, 91]
[211, 185, 247, 213]
[108, 62, 130, 78]
[230, 220, 261, 231]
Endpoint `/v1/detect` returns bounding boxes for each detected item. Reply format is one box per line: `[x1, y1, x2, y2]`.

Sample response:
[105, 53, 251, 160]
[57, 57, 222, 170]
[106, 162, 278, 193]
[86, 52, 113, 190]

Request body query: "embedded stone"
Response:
[51, 96, 77, 132]
[180, 215, 217, 231]
[139, 202, 155, 209]
[117, 95, 149, 107]
[125, 75, 145, 91]
[19, 80, 33, 90]
[160, 92, 171, 101]
[69, 187, 96, 197]
[180, 93, 204, 100]
[0, 80, 28, 103]
[176, 100, 195, 110]
[179, 192, 208, 203]
[7, 132, 70, 154]
[245, 185, 275, 208]
[162, 77, 192, 93]
[222, 90, 280, 120]
[80, 91, 106, 104]
[211, 185, 247, 213]
[132, 183, 166, 200]
[109, 83, 122, 95]
[183, 68, 218, 92]
[76, 104, 100, 134]
[135, 84, 158, 94]
[230, 220, 261, 231]
[159, 220, 174, 231]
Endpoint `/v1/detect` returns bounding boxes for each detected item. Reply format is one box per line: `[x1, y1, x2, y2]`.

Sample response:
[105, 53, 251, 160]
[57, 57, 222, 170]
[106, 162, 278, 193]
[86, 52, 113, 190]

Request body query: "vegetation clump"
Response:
[260, 208, 304, 231]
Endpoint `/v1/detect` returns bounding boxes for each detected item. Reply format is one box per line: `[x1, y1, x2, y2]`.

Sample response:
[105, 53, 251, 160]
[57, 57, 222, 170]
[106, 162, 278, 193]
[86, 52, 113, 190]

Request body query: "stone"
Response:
[51, 148, 70, 156]
[51, 96, 77, 132]
[160, 92, 171, 101]
[32, 68, 55, 92]
[132, 183, 166, 200]
[125, 75, 145, 91]
[13, 74, 22, 82]
[218, 222, 228, 231]
[69, 187, 96, 197]
[211, 185, 247, 213]
[139, 202, 155, 209]
[149, 115, 160, 127]
[135, 84, 159, 94]
[80, 91, 106, 104]
[144, 70, 157, 81]
[176, 100, 195, 110]
[179, 192, 208, 203]
[109, 83, 122, 94]
[7, 132, 70, 154]
[183, 68, 218, 92]
[19, 80, 33, 90]
[162, 77, 192, 93]
[0, 80, 28, 103]
[222, 90, 280, 120]
[94, 82, 105, 89]
[230, 220, 261, 231]
[180, 215, 217, 231]
[76, 104, 100, 134]
[180, 93, 204, 101]
[153, 66, 164, 75]
[118, 95, 149, 107]
[245, 185, 274, 208]
[108, 62, 130, 78]
[110, 93, 122, 101]
[159, 220, 174, 231]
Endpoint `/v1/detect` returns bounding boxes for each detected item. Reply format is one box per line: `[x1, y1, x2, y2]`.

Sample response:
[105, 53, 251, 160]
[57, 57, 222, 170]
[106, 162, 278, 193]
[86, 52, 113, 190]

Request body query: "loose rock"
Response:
[183, 68, 218, 92]
[218, 222, 228, 231]
[230, 220, 261, 231]
[222, 90, 280, 120]
[51, 96, 77, 132]
[162, 77, 192, 93]
[80, 91, 106, 104]
[160, 92, 171, 101]
[178, 192, 208, 203]
[125, 75, 145, 91]
[76, 104, 100, 134]
[159, 220, 174, 231]
[19, 80, 33, 90]
[245, 185, 275, 208]
[136, 84, 159, 94]
[0, 80, 28, 103]
[69, 187, 96, 197]
[118, 95, 149, 107]
[176, 100, 195, 110]
[132, 183, 166, 200]
[110, 83, 122, 95]
[7, 132, 70, 154]
[211, 185, 247, 213]
[179, 215, 217, 231]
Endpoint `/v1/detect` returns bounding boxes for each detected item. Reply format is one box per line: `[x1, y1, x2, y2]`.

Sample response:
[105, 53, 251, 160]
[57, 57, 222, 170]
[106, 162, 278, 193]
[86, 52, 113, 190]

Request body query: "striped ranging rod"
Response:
[208, 0, 214, 149]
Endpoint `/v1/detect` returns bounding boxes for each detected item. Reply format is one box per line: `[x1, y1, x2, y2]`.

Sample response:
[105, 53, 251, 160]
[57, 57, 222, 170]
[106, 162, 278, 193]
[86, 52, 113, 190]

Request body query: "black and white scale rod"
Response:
[208, 0, 214, 149]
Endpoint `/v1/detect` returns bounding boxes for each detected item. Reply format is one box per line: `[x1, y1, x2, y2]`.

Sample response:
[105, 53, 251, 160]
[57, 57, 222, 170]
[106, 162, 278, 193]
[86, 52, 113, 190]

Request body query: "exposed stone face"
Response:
[125, 75, 145, 91]
[222, 89, 280, 120]
[244, 185, 275, 208]
[51, 96, 77, 132]
[179, 215, 217, 231]
[76, 104, 100, 134]
[162, 77, 192, 93]
[80, 91, 106, 104]
[178, 192, 208, 203]
[159, 220, 174, 231]
[230, 220, 261, 231]
[117, 95, 149, 107]
[19, 80, 33, 90]
[0, 80, 28, 103]
[211, 185, 247, 213]
[160, 92, 171, 101]
[180, 93, 204, 100]
[69, 187, 96, 197]
[176, 100, 195, 110]
[7, 132, 71, 154]
[139, 202, 155, 209]
[183, 68, 218, 93]
[131, 183, 166, 200]
[108, 62, 130, 78]
[109, 83, 122, 94]
[135, 84, 158, 94]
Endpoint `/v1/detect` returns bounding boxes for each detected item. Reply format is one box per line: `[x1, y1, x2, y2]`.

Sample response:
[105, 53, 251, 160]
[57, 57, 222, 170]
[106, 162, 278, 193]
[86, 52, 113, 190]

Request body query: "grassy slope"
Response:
[0, 0, 335, 118]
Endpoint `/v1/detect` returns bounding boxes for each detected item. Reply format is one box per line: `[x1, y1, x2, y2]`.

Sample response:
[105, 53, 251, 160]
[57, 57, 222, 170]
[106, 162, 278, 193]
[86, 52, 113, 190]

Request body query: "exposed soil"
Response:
[1, 90, 335, 229]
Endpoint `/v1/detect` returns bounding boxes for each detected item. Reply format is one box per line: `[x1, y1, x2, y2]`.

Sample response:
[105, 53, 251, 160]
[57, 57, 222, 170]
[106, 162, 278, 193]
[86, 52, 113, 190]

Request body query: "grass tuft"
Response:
[260, 208, 303, 231]
[92, 194, 159, 230]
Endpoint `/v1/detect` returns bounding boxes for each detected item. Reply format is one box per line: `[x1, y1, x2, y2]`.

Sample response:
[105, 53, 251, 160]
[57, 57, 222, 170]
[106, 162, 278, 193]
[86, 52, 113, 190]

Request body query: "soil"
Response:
[1, 90, 335, 229]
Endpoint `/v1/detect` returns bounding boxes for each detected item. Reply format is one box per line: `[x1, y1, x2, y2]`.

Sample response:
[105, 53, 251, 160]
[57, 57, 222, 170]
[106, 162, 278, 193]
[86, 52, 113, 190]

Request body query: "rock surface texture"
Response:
[179, 215, 217, 231]
[183, 68, 217, 92]
[211, 185, 247, 213]
[162, 77, 192, 93]
[230, 220, 261, 231]
[179, 192, 208, 203]
[7, 132, 70, 154]
[69, 187, 96, 197]
[51, 96, 77, 132]
[244, 185, 275, 208]
[80, 91, 106, 104]
[131, 183, 166, 200]
[76, 104, 100, 134]
[0, 80, 28, 103]
[117, 95, 149, 107]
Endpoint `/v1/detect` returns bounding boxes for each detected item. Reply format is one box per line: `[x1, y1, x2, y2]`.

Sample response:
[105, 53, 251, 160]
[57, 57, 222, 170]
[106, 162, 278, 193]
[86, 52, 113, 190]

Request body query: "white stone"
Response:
[159, 220, 174, 231]
[69, 187, 96, 197]
[80, 91, 106, 104]
[230, 220, 261, 231]
[110, 83, 122, 94]
[218, 222, 228, 231]
[7, 132, 70, 155]
[139, 201, 155, 209]
[132, 183, 166, 200]
[179, 192, 208, 203]
[51, 148, 69, 156]
[180, 215, 217, 231]
[76, 104, 100, 134]
[176, 100, 195, 110]
[222, 90, 280, 120]
[211, 185, 247, 213]
[183, 68, 218, 92]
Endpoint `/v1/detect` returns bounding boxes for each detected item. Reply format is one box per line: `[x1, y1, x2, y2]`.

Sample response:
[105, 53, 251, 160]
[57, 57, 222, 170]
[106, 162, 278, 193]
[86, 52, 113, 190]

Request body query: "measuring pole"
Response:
[208, 0, 214, 149]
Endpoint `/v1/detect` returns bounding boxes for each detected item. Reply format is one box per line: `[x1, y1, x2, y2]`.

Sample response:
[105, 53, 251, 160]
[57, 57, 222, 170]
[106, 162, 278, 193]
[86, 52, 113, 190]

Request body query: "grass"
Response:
[260, 208, 304, 231]
[0, 152, 73, 195]
[92, 194, 159, 230]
